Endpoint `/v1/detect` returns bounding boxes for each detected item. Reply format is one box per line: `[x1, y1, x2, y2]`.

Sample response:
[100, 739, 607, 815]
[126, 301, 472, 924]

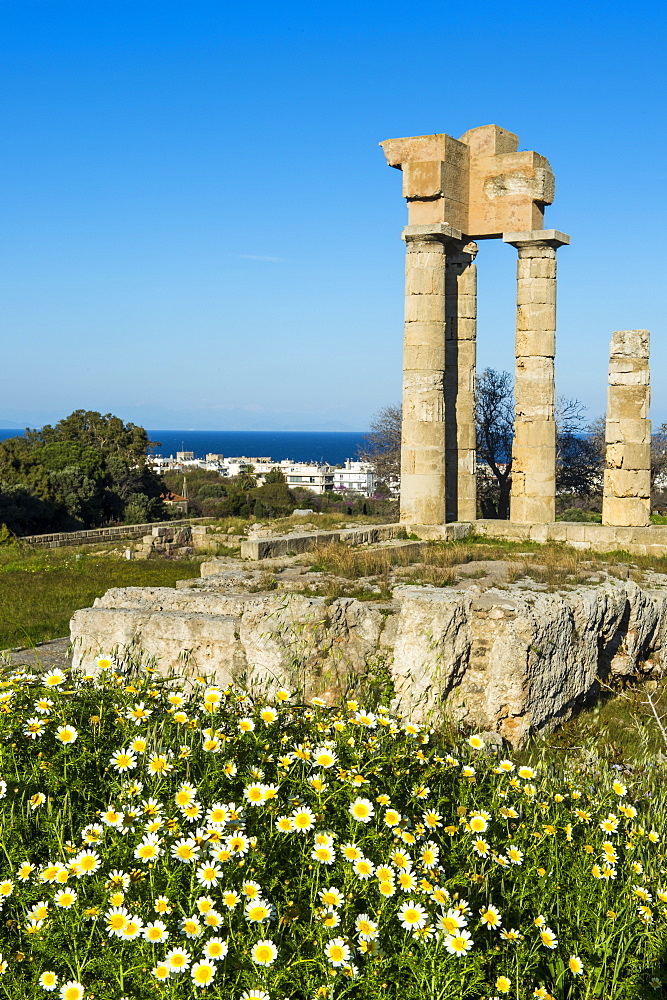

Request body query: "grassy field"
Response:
[0, 545, 202, 650]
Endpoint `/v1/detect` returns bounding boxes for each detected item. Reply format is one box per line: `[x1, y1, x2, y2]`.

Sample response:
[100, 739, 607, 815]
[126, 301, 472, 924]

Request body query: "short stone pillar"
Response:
[400, 225, 457, 524]
[602, 329, 651, 527]
[504, 230, 570, 524]
[445, 241, 477, 522]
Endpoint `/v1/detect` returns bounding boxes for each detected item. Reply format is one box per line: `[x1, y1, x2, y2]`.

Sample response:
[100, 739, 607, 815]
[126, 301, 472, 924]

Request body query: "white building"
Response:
[147, 453, 380, 496]
[280, 462, 335, 494]
[220, 457, 337, 495]
[332, 460, 376, 496]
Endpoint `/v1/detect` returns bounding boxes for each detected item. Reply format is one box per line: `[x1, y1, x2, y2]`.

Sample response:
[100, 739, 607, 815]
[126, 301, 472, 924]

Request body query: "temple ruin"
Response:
[62, 126, 665, 744]
[381, 124, 572, 526]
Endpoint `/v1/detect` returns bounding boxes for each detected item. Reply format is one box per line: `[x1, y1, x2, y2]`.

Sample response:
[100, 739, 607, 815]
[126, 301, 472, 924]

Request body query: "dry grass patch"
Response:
[309, 537, 667, 592]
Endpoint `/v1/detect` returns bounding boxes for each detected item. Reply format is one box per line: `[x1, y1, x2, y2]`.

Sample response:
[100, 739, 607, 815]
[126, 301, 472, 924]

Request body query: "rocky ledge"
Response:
[70, 577, 665, 745]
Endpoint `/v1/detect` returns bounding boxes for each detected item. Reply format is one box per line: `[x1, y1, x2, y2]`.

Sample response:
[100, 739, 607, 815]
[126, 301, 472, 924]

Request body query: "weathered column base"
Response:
[510, 496, 556, 524]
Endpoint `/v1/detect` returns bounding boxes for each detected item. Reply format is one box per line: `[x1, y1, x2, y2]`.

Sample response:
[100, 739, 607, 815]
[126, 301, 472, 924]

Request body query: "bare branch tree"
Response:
[476, 368, 514, 519]
[358, 404, 402, 486]
[556, 397, 604, 500]
[651, 421, 667, 491]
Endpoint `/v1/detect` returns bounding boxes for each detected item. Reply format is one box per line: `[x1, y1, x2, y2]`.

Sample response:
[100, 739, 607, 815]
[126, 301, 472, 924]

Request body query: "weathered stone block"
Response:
[513, 420, 556, 448]
[621, 442, 651, 469]
[606, 419, 651, 445]
[517, 257, 557, 280]
[610, 329, 650, 360]
[402, 160, 443, 199]
[606, 387, 650, 421]
[510, 496, 555, 524]
[454, 317, 476, 340]
[405, 267, 441, 296]
[402, 381, 445, 411]
[516, 302, 556, 332]
[403, 320, 446, 347]
[516, 277, 557, 305]
[400, 491, 445, 526]
[455, 423, 477, 450]
[604, 469, 650, 499]
[515, 329, 555, 357]
[521, 471, 557, 493]
[602, 496, 651, 527]
[403, 344, 446, 371]
[404, 294, 445, 323]
[609, 360, 651, 386]
[391, 587, 472, 724]
[454, 293, 477, 322]
[402, 446, 448, 477]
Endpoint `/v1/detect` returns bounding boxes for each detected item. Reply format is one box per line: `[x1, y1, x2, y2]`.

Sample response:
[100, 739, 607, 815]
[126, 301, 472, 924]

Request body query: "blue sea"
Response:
[0, 429, 369, 466]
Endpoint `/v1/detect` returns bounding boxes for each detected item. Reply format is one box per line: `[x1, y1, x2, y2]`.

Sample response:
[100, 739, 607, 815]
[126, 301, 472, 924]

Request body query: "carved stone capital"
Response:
[502, 229, 570, 252]
[402, 223, 464, 246]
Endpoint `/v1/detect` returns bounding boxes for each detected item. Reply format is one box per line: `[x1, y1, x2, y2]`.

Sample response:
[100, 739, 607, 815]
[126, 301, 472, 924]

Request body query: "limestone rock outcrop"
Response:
[71, 580, 665, 744]
[71, 588, 386, 705]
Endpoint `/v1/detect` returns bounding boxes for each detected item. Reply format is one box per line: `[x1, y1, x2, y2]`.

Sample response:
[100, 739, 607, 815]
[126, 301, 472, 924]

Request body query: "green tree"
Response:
[123, 494, 166, 524]
[48, 467, 104, 526]
[250, 480, 296, 518]
[555, 398, 604, 504]
[264, 467, 288, 484]
[0, 484, 56, 535]
[476, 372, 601, 518]
[29, 410, 156, 464]
[197, 484, 227, 501]
[0, 411, 167, 533]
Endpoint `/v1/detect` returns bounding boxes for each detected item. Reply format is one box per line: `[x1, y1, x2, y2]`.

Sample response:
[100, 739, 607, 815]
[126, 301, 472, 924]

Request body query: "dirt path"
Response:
[1, 637, 72, 672]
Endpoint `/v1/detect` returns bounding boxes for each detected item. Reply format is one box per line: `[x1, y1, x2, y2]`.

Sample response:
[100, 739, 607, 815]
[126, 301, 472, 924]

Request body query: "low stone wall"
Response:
[70, 578, 665, 744]
[17, 518, 211, 549]
[474, 519, 667, 556]
[240, 522, 471, 560]
[28, 515, 667, 556]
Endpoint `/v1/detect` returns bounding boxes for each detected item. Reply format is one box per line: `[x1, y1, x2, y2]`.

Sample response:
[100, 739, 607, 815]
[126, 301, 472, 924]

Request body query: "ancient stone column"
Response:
[503, 230, 570, 524]
[602, 329, 651, 527]
[400, 224, 463, 524]
[445, 241, 477, 522]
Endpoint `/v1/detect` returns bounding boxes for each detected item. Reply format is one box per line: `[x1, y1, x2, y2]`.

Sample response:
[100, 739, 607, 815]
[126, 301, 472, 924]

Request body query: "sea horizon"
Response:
[0, 428, 370, 466]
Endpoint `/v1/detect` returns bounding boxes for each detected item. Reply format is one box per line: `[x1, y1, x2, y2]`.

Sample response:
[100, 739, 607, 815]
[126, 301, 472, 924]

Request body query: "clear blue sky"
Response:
[1, 0, 665, 431]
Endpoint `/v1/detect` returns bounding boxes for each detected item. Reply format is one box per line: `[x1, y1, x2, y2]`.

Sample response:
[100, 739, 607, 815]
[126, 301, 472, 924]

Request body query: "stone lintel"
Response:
[403, 224, 464, 243]
[503, 229, 570, 249]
